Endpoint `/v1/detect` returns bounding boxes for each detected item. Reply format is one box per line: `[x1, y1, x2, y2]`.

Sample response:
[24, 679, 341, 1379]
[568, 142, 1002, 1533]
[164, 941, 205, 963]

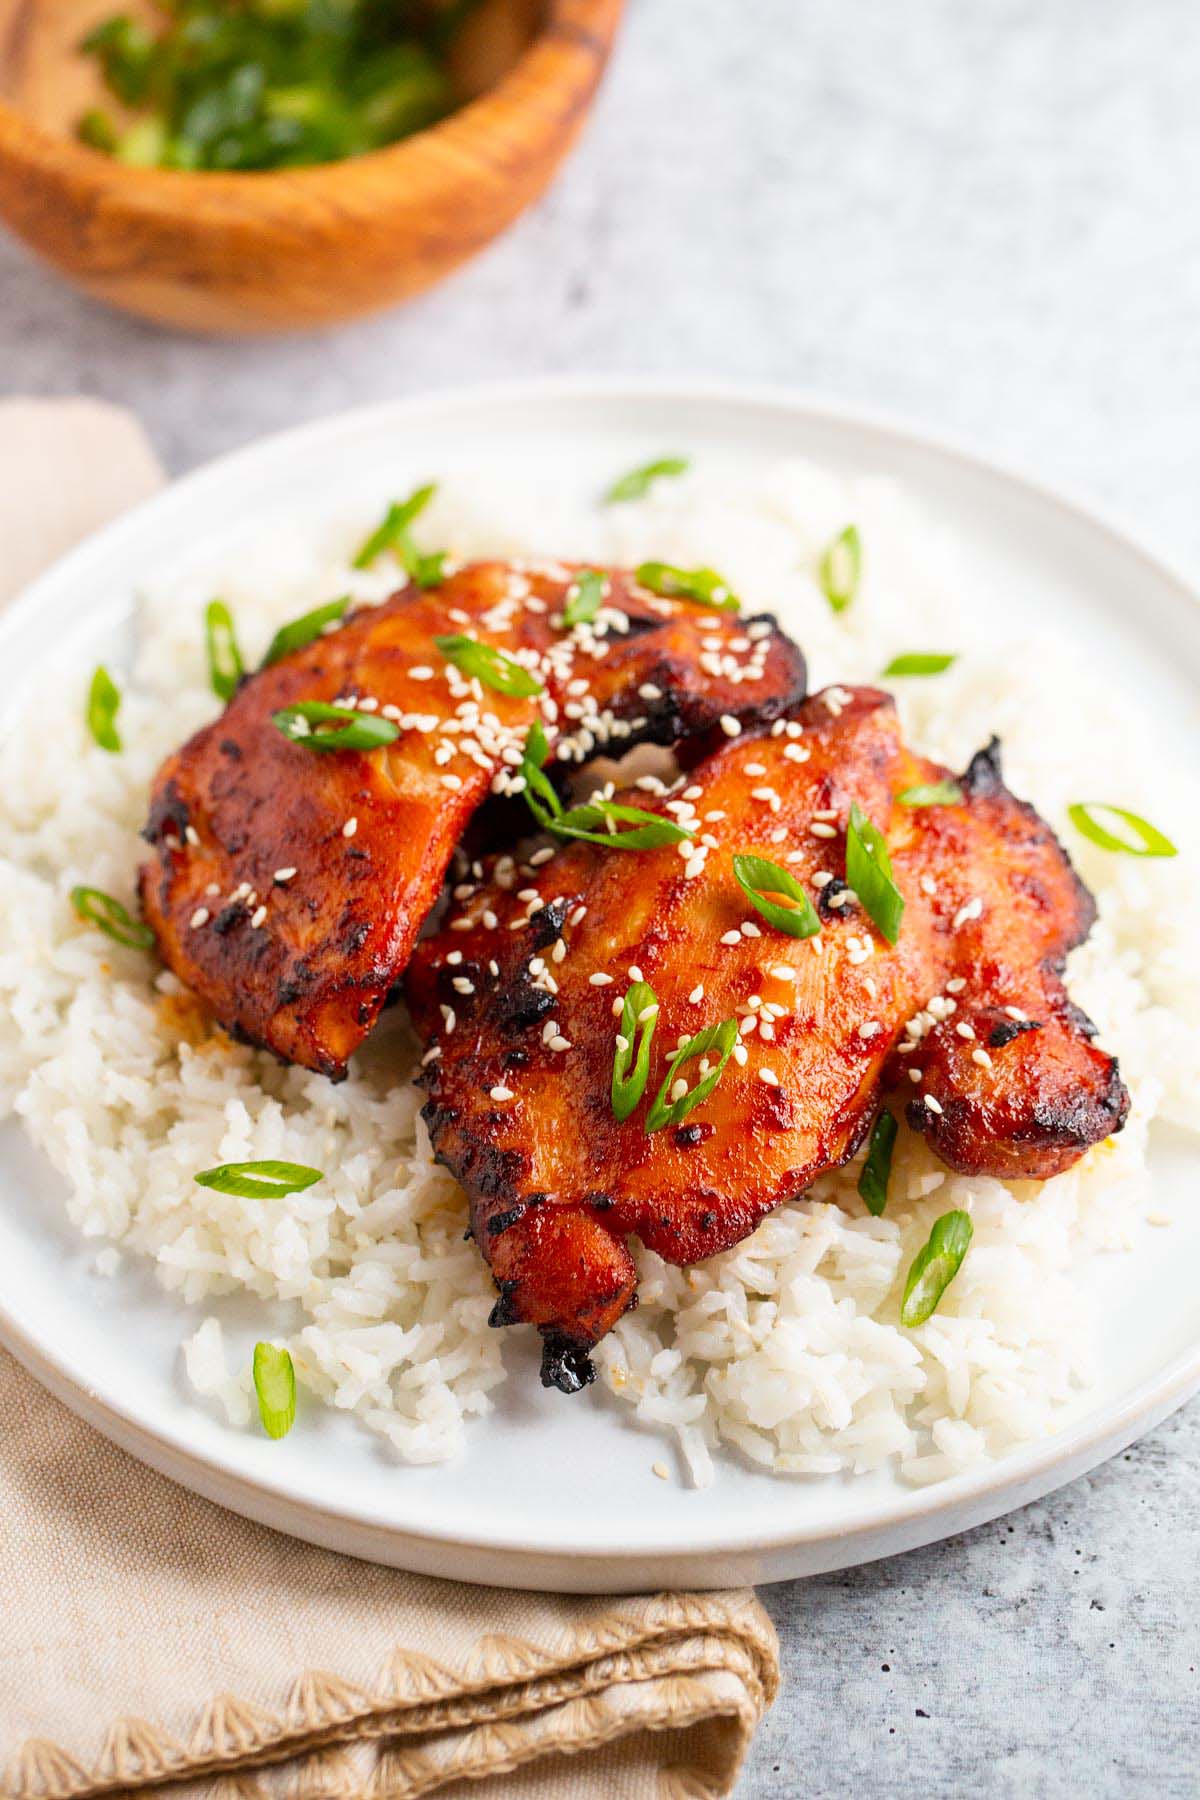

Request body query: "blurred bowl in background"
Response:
[0, 0, 623, 335]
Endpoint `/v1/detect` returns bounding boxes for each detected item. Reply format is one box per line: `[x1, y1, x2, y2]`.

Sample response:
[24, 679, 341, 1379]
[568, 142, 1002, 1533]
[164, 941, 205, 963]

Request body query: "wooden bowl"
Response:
[0, 0, 623, 333]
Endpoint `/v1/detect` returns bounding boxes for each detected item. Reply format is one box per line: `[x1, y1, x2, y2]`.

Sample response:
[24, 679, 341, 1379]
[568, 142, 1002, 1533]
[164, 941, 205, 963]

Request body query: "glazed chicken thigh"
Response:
[140, 562, 805, 1077]
[406, 686, 1129, 1391]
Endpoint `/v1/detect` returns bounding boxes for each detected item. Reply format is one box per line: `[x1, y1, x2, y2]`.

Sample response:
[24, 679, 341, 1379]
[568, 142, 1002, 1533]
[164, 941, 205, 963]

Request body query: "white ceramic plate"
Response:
[2, 380, 1198, 1594]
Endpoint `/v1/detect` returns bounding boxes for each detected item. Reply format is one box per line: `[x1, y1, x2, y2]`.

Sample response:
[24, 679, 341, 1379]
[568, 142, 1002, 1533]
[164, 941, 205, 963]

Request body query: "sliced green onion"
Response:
[194, 1160, 323, 1199]
[434, 635, 544, 698]
[897, 780, 964, 808]
[645, 1017, 739, 1134]
[604, 456, 690, 504]
[858, 1111, 897, 1217]
[1067, 802, 1177, 859]
[262, 597, 350, 667]
[273, 701, 400, 753]
[87, 665, 122, 753]
[253, 1342, 297, 1440]
[882, 652, 956, 677]
[611, 981, 659, 1121]
[563, 569, 606, 628]
[634, 562, 739, 613]
[818, 524, 861, 614]
[543, 799, 694, 851]
[70, 885, 155, 950]
[518, 720, 565, 824]
[900, 1209, 974, 1327]
[205, 599, 243, 702]
[732, 853, 821, 939]
[846, 802, 904, 944]
[352, 483, 436, 568]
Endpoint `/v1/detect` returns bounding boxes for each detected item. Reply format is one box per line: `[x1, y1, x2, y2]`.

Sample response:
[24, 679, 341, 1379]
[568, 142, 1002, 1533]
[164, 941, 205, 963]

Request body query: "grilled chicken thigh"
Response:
[406, 686, 1128, 1390]
[140, 562, 805, 1077]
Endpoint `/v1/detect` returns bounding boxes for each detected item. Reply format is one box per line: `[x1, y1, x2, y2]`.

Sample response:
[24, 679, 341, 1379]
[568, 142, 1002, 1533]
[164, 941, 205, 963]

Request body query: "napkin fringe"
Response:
[6, 1597, 776, 1800]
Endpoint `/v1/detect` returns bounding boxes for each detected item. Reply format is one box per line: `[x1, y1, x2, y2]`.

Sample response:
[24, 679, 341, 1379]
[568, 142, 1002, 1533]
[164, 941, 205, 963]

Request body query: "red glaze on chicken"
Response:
[139, 562, 805, 1078]
[406, 687, 1128, 1391]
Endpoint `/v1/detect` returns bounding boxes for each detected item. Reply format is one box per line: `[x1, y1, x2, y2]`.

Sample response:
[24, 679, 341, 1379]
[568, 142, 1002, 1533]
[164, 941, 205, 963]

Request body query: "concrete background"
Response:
[2, 1, 1197, 1791]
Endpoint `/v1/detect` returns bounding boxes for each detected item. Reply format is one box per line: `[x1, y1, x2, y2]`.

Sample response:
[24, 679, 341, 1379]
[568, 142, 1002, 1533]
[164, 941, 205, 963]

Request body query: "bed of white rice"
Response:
[0, 458, 1196, 1488]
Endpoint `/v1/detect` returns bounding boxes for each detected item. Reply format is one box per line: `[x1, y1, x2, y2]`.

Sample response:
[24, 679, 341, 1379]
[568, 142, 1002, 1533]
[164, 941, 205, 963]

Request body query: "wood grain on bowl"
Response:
[0, 0, 623, 334]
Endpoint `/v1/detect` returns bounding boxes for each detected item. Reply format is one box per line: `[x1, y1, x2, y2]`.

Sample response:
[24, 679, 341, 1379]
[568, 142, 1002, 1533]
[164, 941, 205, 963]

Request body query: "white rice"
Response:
[0, 459, 1195, 1485]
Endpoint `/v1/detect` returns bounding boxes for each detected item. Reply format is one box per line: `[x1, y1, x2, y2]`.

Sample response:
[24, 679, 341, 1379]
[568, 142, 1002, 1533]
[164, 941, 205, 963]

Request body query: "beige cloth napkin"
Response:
[0, 399, 779, 1800]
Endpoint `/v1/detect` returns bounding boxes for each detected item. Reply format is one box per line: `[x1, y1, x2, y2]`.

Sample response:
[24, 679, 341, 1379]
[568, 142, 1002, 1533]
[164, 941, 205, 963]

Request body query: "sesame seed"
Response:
[442, 773, 463, 792]
[342, 817, 358, 838]
[859, 1021, 882, 1039]
[945, 977, 967, 994]
[924, 1094, 944, 1115]
[548, 1035, 572, 1053]
[612, 997, 624, 1018]
[720, 714, 742, 737]
[185, 825, 200, 847]
[740, 921, 762, 938]
[953, 897, 983, 929]
[451, 977, 474, 995]
[745, 762, 766, 777]
[759, 1068, 779, 1086]
[250, 905, 267, 929]
[810, 822, 838, 839]
[972, 1048, 994, 1069]
[688, 983, 705, 1003]
[590, 972, 614, 986]
[920, 875, 938, 896]
[189, 907, 209, 929]
[446, 950, 463, 965]
[482, 910, 498, 930]
[769, 964, 795, 981]
[908, 1067, 922, 1083]
[489, 1085, 514, 1102]
[671, 1077, 689, 1102]
[421, 1046, 442, 1066]
[273, 867, 297, 884]
[628, 964, 644, 982]
[684, 855, 706, 878]
[410, 665, 434, 680]
[1005, 1005, 1028, 1021]
[955, 1022, 976, 1040]
[205, 883, 220, 897]
[720, 929, 741, 946]
[732, 1042, 749, 1066]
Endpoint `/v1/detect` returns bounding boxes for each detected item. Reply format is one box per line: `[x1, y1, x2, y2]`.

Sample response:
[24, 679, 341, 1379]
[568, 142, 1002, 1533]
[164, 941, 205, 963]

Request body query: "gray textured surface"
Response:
[1, 0, 1198, 1791]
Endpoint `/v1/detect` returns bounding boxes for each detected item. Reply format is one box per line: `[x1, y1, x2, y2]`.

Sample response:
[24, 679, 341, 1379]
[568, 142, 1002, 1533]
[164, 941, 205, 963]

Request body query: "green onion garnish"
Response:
[858, 1110, 897, 1217]
[818, 525, 861, 614]
[900, 1210, 974, 1327]
[518, 720, 564, 822]
[634, 562, 739, 612]
[846, 802, 904, 944]
[882, 652, 956, 677]
[262, 597, 350, 668]
[645, 1018, 739, 1134]
[517, 723, 692, 850]
[1067, 802, 1177, 859]
[353, 485, 440, 575]
[87, 665, 122, 753]
[253, 1342, 297, 1440]
[604, 456, 690, 504]
[194, 1160, 323, 1199]
[563, 569, 606, 628]
[70, 885, 154, 950]
[897, 781, 964, 808]
[544, 800, 694, 852]
[732, 853, 821, 939]
[611, 981, 659, 1121]
[205, 599, 243, 702]
[434, 635, 544, 698]
[272, 701, 400, 753]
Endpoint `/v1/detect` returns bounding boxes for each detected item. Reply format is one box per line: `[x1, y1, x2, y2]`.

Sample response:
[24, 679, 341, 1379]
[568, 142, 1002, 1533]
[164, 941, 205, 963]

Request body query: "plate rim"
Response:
[1, 373, 1197, 1577]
